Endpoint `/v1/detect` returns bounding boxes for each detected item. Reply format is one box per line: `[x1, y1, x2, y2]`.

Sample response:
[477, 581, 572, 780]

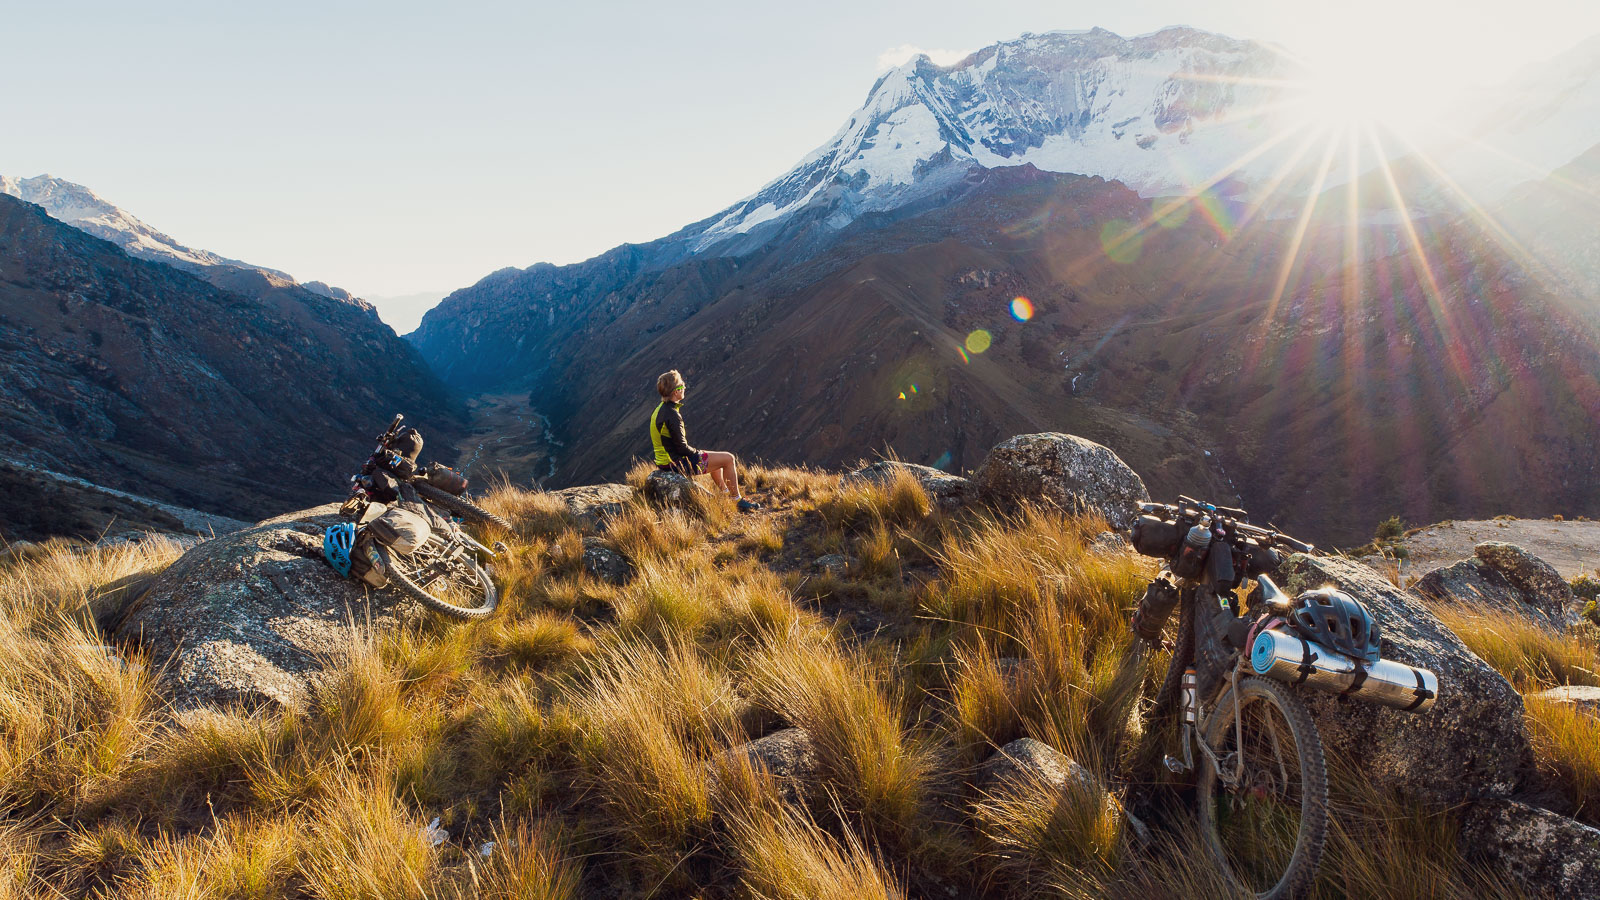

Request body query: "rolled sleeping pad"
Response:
[1250, 629, 1438, 713]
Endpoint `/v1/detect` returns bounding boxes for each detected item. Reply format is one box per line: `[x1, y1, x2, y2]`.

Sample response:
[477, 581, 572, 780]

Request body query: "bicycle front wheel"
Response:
[378, 544, 499, 621]
[1197, 675, 1328, 900]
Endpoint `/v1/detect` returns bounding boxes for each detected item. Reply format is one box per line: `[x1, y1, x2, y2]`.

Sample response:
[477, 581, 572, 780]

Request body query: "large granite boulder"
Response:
[114, 504, 417, 711]
[550, 483, 634, 532]
[1280, 554, 1533, 806]
[581, 537, 634, 585]
[972, 433, 1149, 530]
[642, 470, 702, 509]
[1414, 542, 1576, 626]
[843, 460, 969, 510]
[1460, 799, 1600, 899]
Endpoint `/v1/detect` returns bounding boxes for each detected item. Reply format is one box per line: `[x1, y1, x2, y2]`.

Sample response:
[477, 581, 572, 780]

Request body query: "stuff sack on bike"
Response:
[392, 426, 424, 466]
[366, 505, 432, 554]
[1131, 515, 1181, 559]
[350, 536, 390, 588]
[424, 461, 469, 496]
[1132, 575, 1181, 645]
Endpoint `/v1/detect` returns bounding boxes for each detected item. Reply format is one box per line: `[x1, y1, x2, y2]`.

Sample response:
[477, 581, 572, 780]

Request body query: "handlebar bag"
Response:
[1131, 515, 1181, 559]
[367, 505, 432, 554]
[391, 426, 424, 466]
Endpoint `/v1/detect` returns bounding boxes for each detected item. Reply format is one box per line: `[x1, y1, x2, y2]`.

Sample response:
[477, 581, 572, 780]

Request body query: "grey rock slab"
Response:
[1282, 554, 1532, 806]
[812, 554, 853, 576]
[550, 483, 634, 532]
[115, 503, 419, 711]
[1460, 799, 1600, 899]
[716, 728, 820, 805]
[843, 460, 970, 510]
[972, 433, 1149, 530]
[642, 470, 705, 509]
[975, 737, 1149, 844]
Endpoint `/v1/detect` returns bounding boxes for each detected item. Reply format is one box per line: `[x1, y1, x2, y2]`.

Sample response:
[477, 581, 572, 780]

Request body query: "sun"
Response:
[1285, 39, 1468, 141]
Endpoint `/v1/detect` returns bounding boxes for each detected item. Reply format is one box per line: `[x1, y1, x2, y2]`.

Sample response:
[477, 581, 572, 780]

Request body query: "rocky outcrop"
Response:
[812, 554, 852, 576]
[1414, 542, 1576, 626]
[843, 460, 969, 510]
[972, 433, 1149, 530]
[581, 537, 634, 585]
[1460, 799, 1600, 899]
[551, 483, 634, 532]
[1474, 542, 1577, 624]
[114, 504, 417, 711]
[1280, 554, 1533, 806]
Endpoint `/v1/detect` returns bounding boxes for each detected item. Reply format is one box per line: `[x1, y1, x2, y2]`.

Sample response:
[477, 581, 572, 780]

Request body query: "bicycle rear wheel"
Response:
[1197, 675, 1327, 900]
[414, 480, 513, 531]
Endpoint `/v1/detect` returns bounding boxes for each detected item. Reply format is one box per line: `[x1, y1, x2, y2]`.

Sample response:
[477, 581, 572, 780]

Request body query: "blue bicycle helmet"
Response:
[323, 523, 356, 577]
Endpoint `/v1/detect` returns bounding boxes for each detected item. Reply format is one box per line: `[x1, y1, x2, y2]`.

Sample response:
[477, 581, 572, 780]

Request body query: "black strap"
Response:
[1404, 668, 1436, 711]
[1341, 663, 1370, 695]
[1294, 637, 1318, 685]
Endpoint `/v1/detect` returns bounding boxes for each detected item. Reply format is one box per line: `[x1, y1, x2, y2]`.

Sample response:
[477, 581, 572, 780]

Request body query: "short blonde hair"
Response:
[657, 370, 683, 398]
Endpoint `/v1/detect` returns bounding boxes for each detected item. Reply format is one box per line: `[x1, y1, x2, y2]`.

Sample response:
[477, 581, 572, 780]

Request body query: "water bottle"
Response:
[1175, 516, 1213, 578]
[1181, 667, 1198, 724]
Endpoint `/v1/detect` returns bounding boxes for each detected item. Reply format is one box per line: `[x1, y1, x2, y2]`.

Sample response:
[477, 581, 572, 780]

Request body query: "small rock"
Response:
[1475, 542, 1577, 625]
[1526, 685, 1600, 716]
[971, 433, 1149, 530]
[1460, 799, 1600, 898]
[0, 540, 46, 566]
[843, 460, 969, 510]
[975, 738, 1148, 844]
[1088, 530, 1128, 556]
[581, 538, 634, 585]
[813, 554, 852, 576]
[422, 817, 449, 848]
[717, 728, 819, 805]
[550, 483, 634, 532]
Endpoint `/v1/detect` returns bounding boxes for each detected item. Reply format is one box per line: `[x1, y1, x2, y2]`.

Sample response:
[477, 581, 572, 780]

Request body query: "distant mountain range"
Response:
[0, 191, 463, 520]
[411, 26, 1600, 545]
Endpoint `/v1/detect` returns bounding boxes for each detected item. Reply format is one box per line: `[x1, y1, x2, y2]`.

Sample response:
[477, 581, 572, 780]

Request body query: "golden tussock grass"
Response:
[477, 484, 577, 540]
[816, 465, 932, 534]
[1433, 602, 1599, 690]
[747, 627, 935, 845]
[729, 805, 906, 900]
[1525, 695, 1600, 823]
[971, 761, 1123, 893]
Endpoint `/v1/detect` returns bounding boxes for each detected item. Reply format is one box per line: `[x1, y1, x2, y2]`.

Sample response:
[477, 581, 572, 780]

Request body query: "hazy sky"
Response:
[5, 0, 1598, 320]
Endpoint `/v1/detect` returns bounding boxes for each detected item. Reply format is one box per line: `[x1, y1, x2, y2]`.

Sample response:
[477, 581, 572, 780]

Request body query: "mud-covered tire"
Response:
[415, 481, 513, 531]
[1197, 676, 1328, 900]
[380, 546, 499, 621]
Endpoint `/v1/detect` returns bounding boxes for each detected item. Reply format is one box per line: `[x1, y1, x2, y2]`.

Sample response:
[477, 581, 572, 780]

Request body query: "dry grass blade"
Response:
[731, 806, 906, 900]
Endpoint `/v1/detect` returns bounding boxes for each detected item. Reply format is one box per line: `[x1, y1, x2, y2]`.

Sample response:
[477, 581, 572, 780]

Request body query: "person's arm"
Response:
[663, 406, 698, 458]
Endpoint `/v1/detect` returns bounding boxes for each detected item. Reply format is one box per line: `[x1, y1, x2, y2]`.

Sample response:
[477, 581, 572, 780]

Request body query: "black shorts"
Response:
[660, 452, 706, 476]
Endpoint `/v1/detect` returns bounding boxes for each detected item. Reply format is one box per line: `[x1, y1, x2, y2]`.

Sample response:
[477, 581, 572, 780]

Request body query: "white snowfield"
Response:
[694, 26, 1600, 253]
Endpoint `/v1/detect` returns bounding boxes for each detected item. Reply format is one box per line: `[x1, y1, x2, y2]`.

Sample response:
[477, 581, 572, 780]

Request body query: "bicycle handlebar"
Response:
[1140, 498, 1315, 555]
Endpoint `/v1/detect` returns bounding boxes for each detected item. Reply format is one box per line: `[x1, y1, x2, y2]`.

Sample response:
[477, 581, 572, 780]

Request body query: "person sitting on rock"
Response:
[649, 369, 760, 511]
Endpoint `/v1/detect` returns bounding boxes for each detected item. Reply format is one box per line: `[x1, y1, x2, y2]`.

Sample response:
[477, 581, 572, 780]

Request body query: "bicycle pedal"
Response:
[1163, 754, 1192, 774]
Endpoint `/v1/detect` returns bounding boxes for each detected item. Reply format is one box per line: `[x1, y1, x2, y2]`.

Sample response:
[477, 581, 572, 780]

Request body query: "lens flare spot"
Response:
[1010, 296, 1034, 321]
[957, 347, 970, 364]
[909, 383, 919, 394]
[932, 451, 952, 470]
[1153, 197, 1191, 229]
[897, 391, 906, 400]
[1099, 220, 1143, 264]
[965, 329, 992, 354]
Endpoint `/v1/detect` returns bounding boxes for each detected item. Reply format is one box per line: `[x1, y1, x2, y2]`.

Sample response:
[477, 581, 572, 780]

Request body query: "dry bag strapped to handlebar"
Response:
[389, 426, 424, 477]
[366, 506, 432, 554]
[1131, 515, 1182, 559]
[424, 461, 468, 496]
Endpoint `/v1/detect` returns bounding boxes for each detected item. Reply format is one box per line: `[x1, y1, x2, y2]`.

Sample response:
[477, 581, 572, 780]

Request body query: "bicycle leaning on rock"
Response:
[321, 414, 508, 620]
[1128, 496, 1440, 899]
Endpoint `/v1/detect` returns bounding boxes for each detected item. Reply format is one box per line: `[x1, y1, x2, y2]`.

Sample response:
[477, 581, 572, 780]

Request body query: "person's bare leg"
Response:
[704, 451, 741, 499]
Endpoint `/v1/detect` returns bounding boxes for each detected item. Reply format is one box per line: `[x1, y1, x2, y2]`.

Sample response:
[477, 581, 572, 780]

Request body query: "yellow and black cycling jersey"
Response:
[649, 399, 699, 467]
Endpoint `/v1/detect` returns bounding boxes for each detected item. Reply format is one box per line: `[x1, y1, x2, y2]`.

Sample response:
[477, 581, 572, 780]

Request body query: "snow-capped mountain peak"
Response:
[0, 174, 293, 280]
[693, 27, 1304, 251]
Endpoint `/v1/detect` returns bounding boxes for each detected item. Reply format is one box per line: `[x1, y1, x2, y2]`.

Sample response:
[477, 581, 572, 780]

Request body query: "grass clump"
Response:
[730, 806, 906, 900]
[1526, 695, 1600, 823]
[972, 763, 1123, 893]
[1433, 603, 1599, 690]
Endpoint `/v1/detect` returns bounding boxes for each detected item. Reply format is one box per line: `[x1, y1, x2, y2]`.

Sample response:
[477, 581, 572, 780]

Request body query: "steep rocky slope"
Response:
[0, 193, 464, 519]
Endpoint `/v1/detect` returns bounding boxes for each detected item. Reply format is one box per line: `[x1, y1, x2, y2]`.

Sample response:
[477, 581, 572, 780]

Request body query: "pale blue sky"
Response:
[4, 0, 1598, 321]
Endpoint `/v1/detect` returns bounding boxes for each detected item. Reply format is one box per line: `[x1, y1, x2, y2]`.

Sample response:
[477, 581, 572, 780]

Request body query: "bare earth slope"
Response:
[1396, 518, 1600, 580]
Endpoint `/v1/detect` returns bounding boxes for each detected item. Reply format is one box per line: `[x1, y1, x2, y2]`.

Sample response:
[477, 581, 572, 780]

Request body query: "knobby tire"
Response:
[1197, 676, 1328, 900]
[376, 545, 500, 621]
[414, 481, 513, 531]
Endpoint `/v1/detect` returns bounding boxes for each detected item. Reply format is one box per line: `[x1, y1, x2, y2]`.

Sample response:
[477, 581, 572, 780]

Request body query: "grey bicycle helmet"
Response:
[1288, 587, 1381, 663]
